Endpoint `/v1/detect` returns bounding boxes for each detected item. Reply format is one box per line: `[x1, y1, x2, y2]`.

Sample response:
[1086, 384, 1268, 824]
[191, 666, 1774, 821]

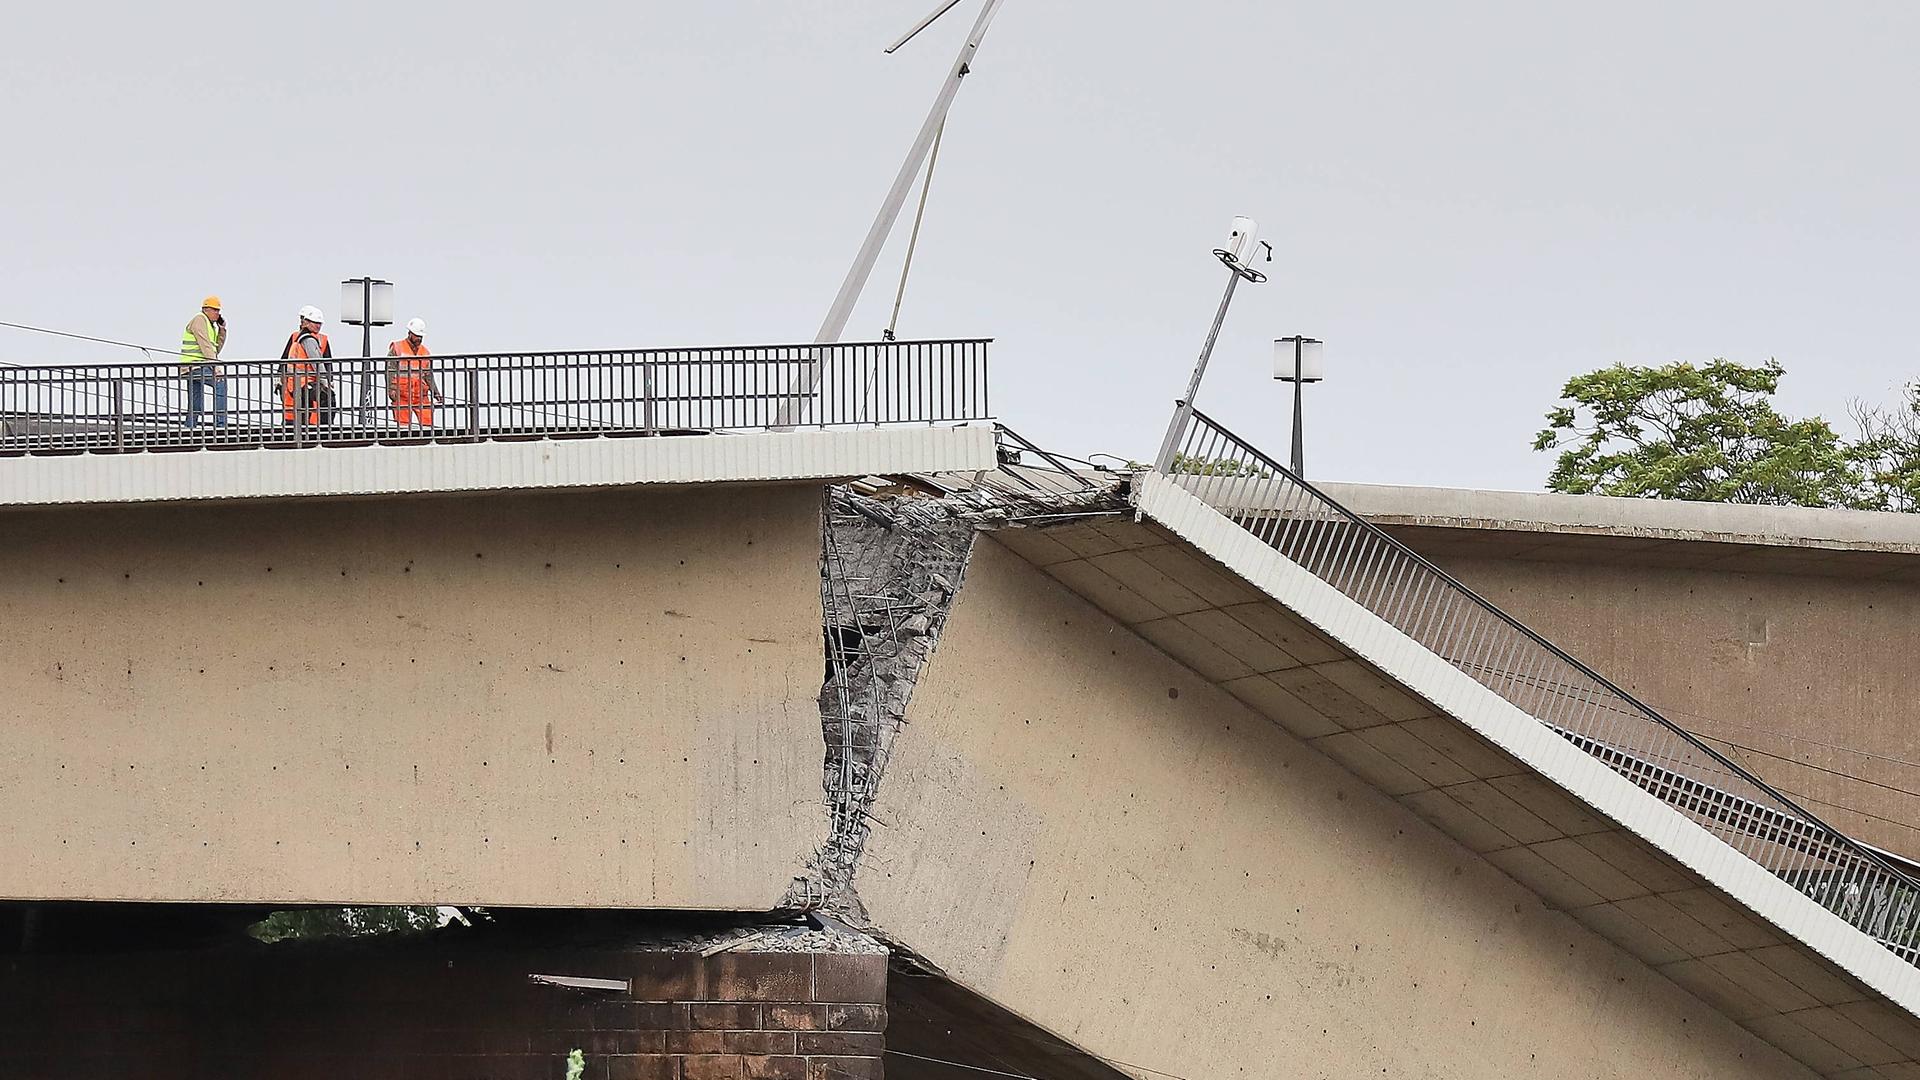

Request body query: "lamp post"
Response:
[341, 277, 393, 423]
[1274, 336, 1324, 477]
[1153, 217, 1272, 472]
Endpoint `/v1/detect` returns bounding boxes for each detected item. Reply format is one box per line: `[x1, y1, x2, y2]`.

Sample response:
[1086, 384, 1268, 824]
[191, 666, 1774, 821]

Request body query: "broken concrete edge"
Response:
[236, 911, 892, 957]
[806, 486, 980, 917]
[781, 472, 1132, 921]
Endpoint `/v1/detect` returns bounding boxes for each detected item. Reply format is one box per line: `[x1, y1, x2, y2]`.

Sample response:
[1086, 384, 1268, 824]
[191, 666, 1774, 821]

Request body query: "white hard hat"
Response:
[406, 317, 427, 336]
[298, 305, 324, 323]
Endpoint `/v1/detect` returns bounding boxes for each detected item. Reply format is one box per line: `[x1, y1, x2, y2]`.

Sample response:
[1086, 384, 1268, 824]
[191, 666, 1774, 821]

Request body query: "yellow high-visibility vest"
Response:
[181, 316, 217, 366]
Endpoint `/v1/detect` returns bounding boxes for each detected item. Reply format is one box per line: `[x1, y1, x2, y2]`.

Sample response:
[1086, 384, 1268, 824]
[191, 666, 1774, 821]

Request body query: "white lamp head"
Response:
[1224, 216, 1260, 266]
[340, 278, 395, 326]
[369, 281, 394, 325]
[1274, 337, 1325, 383]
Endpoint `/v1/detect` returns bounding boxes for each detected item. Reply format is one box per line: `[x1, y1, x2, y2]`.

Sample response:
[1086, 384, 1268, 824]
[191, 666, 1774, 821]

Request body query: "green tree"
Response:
[249, 906, 441, 943]
[1168, 453, 1273, 478]
[1123, 455, 1275, 477]
[1533, 359, 1865, 507]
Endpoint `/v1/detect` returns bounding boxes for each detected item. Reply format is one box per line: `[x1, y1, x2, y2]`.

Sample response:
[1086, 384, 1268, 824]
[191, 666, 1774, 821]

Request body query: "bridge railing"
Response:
[1164, 405, 1920, 963]
[0, 339, 991, 453]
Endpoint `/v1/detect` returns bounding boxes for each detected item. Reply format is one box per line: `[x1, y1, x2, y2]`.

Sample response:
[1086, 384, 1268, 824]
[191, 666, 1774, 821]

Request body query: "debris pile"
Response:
[684, 922, 889, 956]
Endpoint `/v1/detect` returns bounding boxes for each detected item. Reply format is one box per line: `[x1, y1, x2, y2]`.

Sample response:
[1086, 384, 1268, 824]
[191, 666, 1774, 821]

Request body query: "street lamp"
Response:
[1274, 336, 1324, 477]
[341, 277, 393, 421]
[1152, 217, 1273, 471]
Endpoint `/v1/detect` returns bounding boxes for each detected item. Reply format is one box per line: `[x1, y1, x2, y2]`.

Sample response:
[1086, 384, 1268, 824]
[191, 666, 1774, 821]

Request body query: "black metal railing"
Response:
[1164, 405, 1920, 963]
[0, 339, 991, 454]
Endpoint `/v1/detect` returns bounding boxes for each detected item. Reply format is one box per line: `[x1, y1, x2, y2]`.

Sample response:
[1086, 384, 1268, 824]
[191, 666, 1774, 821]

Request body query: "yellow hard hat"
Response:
[202, 295, 223, 310]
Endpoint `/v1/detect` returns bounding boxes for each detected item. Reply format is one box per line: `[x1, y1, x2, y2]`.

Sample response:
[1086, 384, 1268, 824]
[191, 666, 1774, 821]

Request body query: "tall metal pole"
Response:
[774, 0, 1007, 427]
[359, 278, 373, 424]
[1291, 339, 1305, 477]
[816, 0, 1005, 345]
[1153, 263, 1242, 471]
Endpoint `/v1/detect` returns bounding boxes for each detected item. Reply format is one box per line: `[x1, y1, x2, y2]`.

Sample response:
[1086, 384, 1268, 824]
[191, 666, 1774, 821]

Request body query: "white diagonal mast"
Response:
[776, 0, 1007, 426]
[816, 0, 1006, 345]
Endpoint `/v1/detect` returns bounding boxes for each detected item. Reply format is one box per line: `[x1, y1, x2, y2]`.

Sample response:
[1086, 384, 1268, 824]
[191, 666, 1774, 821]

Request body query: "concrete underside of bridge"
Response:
[858, 532, 1824, 1079]
[0, 483, 828, 909]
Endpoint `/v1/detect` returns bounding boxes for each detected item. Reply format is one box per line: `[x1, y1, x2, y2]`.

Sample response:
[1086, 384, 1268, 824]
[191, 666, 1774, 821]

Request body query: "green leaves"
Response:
[1169, 453, 1273, 478]
[248, 906, 441, 943]
[1534, 359, 1877, 508]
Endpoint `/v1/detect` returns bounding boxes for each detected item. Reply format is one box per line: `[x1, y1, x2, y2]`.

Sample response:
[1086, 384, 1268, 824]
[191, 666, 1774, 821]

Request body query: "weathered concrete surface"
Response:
[1314, 483, 1920, 864]
[860, 536, 1817, 1080]
[0, 424, 1000, 507]
[1402, 555, 1920, 864]
[0, 484, 826, 908]
[1318, 482, 1920, 569]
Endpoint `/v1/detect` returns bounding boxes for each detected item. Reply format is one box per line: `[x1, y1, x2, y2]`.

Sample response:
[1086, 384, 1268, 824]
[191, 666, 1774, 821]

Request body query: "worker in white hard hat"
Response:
[386, 317, 441, 428]
[280, 306, 335, 428]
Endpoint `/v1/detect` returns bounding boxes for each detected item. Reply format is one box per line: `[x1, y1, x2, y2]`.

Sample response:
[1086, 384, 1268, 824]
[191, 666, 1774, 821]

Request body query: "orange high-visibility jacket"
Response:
[387, 336, 435, 401]
[280, 331, 332, 423]
[281, 331, 332, 367]
[389, 337, 430, 364]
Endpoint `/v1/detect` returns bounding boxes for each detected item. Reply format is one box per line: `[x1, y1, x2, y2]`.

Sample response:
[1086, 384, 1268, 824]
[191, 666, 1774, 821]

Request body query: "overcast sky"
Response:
[3, 1, 1915, 489]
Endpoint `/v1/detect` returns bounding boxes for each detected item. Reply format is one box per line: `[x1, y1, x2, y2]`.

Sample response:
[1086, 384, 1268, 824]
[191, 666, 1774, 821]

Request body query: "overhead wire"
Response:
[0, 319, 291, 426]
[1697, 734, 1920, 809]
[1436, 645, 1920, 786]
[0, 318, 194, 364]
[1457, 649, 1920, 803]
[881, 1047, 1192, 1080]
[1378, 649, 1920, 876]
[884, 118, 946, 342]
[878, 980, 1196, 1080]
[858, 118, 950, 425]
[877, 1051, 1049, 1079]
[1660, 705, 1920, 777]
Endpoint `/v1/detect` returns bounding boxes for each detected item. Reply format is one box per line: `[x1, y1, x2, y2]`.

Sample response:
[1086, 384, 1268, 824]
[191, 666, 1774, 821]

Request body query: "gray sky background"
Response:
[3, 1, 1916, 490]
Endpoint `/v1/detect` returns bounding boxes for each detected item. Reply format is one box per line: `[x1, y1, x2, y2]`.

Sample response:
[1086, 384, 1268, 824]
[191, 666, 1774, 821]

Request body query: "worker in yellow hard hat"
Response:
[181, 295, 228, 428]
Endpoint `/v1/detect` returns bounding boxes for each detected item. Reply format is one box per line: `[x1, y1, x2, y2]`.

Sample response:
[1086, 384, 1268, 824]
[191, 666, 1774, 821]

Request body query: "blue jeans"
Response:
[185, 365, 227, 428]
